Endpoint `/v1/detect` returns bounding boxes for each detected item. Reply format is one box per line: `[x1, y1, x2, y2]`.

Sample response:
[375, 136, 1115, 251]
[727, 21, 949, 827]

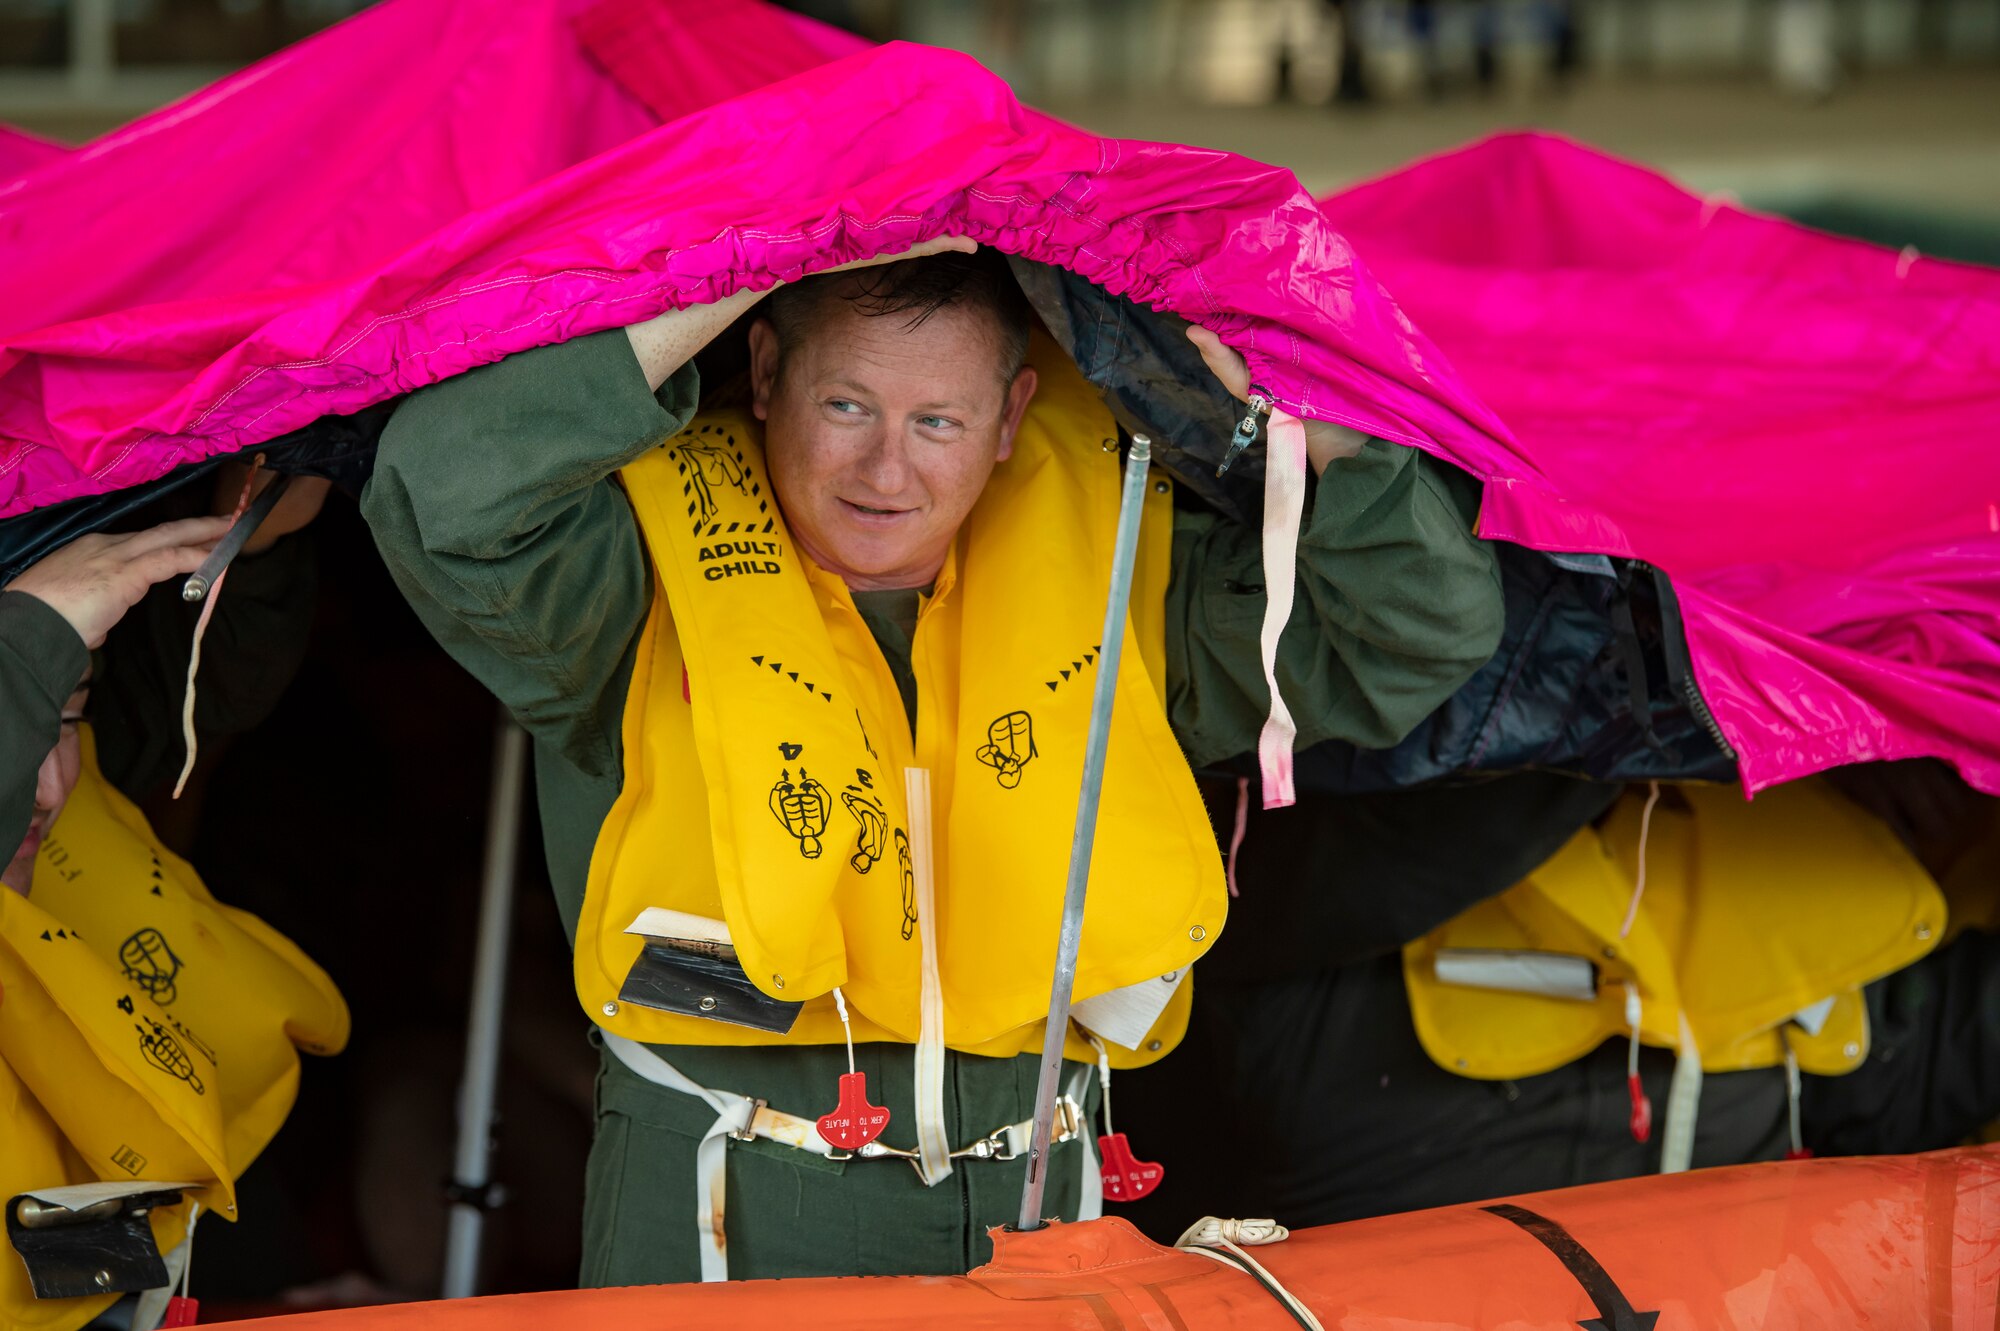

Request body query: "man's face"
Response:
[4, 684, 86, 896]
[749, 294, 1038, 592]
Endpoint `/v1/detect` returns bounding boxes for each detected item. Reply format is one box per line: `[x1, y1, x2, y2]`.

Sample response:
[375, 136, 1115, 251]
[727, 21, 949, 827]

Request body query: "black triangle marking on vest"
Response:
[1046, 681, 1059, 691]
[771, 662, 783, 674]
[1072, 660, 1083, 672]
[729, 522, 740, 532]
[822, 692, 833, 702]
[151, 886, 163, 896]
[803, 682, 813, 693]
[1060, 669, 1070, 680]
[56, 929, 67, 939]
[708, 524, 722, 537]
[39, 930, 50, 941]
[751, 655, 764, 666]
[1084, 651, 1095, 664]
[788, 672, 799, 682]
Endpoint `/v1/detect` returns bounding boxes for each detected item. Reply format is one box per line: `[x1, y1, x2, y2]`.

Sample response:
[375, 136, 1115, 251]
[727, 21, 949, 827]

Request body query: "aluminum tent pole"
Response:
[441, 712, 530, 1298]
[1017, 433, 1153, 1233]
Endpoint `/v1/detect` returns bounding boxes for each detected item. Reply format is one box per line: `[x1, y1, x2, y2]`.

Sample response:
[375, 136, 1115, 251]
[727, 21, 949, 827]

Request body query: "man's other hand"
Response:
[1187, 325, 1368, 474]
[4, 517, 232, 649]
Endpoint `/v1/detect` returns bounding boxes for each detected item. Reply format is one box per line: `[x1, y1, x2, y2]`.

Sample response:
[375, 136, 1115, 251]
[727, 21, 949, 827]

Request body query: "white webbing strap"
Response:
[906, 767, 954, 1187]
[603, 1032, 788, 1282]
[1659, 1013, 1704, 1174]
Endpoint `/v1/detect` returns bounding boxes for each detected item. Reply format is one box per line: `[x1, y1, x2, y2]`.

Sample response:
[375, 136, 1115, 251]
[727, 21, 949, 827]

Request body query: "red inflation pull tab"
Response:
[1785, 1146, 1815, 1161]
[163, 1296, 200, 1327]
[815, 1070, 889, 1151]
[1097, 1132, 1164, 1202]
[1627, 1072, 1653, 1144]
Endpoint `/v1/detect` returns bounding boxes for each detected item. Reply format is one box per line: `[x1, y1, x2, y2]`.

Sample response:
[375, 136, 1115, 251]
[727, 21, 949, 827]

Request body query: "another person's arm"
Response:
[1167, 329, 1504, 765]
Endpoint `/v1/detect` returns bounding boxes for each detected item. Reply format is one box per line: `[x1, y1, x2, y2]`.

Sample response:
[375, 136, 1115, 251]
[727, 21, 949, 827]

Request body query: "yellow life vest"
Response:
[1404, 780, 1944, 1080]
[0, 729, 348, 1331]
[579, 335, 1223, 1067]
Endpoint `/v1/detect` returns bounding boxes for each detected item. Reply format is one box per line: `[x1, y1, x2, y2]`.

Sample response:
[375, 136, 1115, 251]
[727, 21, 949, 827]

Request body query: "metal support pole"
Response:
[68, 0, 114, 100]
[441, 713, 529, 1298]
[1017, 434, 1153, 1232]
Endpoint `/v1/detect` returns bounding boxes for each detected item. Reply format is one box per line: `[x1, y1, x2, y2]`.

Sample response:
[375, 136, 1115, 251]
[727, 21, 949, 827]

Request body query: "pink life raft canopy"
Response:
[2, 0, 1998, 799]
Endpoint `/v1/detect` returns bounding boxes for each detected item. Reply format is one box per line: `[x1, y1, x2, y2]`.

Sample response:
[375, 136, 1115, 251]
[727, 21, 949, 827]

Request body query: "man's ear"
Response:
[747, 317, 781, 422]
[994, 366, 1038, 463]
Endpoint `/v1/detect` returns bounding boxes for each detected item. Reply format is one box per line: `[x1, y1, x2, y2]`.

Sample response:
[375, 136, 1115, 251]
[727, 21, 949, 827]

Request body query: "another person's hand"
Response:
[1187, 325, 1368, 473]
[3, 516, 232, 650]
[211, 462, 333, 554]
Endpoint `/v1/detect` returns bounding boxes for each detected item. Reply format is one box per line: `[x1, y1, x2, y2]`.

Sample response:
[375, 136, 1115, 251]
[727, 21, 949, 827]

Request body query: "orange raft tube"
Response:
[237, 1147, 1999, 1330]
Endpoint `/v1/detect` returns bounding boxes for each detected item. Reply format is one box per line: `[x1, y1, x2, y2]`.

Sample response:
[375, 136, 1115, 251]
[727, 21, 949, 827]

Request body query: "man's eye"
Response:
[827, 399, 862, 415]
[918, 416, 958, 431]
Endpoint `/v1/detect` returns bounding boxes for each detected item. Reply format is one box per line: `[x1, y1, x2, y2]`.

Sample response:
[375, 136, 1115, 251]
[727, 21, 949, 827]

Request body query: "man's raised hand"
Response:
[1186, 325, 1368, 473]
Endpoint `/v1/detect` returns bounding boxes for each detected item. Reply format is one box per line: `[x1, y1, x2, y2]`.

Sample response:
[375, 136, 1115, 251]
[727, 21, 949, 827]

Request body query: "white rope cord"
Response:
[1617, 780, 1663, 940]
[1088, 1033, 1114, 1136]
[832, 985, 855, 1074]
[1174, 1217, 1324, 1331]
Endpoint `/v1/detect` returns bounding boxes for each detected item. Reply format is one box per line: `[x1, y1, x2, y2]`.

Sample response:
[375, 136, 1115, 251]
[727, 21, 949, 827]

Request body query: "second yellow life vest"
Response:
[578, 336, 1225, 1066]
[0, 729, 348, 1331]
[1404, 780, 1945, 1081]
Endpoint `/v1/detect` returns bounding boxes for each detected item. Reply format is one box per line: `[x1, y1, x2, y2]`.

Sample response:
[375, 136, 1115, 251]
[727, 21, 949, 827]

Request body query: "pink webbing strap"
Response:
[1255, 409, 1309, 810]
[1225, 775, 1249, 898]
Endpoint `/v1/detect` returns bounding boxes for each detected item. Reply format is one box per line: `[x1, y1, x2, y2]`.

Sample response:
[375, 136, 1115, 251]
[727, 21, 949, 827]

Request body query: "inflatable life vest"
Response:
[156, 1146, 2000, 1330]
[0, 729, 348, 1331]
[579, 334, 1223, 1066]
[1403, 780, 1943, 1083]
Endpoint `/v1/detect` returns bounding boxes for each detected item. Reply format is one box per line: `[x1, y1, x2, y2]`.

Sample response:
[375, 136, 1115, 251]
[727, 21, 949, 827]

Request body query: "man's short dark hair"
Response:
[763, 248, 1031, 384]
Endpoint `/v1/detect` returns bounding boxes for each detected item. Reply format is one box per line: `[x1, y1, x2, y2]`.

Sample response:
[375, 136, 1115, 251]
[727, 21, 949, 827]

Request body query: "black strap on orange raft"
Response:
[1481, 1203, 1661, 1331]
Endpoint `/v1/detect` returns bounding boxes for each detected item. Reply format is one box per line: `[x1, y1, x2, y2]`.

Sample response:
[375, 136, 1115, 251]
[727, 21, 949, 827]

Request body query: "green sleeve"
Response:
[0, 590, 88, 855]
[1165, 441, 1504, 768]
[360, 331, 701, 779]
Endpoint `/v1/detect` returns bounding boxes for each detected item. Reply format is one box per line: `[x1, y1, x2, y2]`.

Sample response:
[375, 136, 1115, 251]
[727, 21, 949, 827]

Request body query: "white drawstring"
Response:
[1618, 780, 1662, 940]
[1089, 1034, 1114, 1137]
[832, 985, 855, 1075]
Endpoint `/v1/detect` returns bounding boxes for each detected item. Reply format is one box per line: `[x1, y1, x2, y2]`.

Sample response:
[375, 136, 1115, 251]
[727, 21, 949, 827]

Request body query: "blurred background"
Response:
[6, 0, 2000, 246]
[3, 0, 1996, 1317]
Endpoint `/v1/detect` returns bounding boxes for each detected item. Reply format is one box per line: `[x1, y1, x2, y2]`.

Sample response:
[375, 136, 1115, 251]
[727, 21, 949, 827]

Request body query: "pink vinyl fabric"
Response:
[1, 0, 1996, 795]
[0, 125, 66, 181]
[1319, 135, 2000, 794]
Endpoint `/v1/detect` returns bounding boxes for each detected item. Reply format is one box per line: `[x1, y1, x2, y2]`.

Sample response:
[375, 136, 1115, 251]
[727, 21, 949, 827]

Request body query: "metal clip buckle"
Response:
[729, 1098, 768, 1142]
[1216, 391, 1272, 477]
[951, 1131, 1016, 1163]
[856, 1140, 919, 1161]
